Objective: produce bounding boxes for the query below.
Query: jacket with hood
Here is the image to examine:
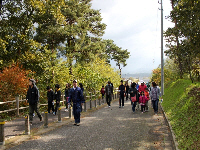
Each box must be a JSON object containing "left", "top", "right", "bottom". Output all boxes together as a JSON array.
[{"left": 26, "top": 84, "right": 40, "bottom": 105}]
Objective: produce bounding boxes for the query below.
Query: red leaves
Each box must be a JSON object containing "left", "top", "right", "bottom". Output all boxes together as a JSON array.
[{"left": 0, "top": 64, "right": 29, "bottom": 102}]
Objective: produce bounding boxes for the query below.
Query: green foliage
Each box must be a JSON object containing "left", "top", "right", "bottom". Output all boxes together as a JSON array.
[
  {"left": 162, "top": 79, "right": 200, "bottom": 149},
  {"left": 165, "top": 0, "right": 200, "bottom": 82}
]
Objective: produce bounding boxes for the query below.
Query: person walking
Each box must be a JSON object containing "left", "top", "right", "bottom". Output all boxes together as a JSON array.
[
  {"left": 47, "top": 86, "right": 54, "bottom": 114},
  {"left": 144, "top": 88, "right": 150, "bottom": 111},
  {"left": 26, "top": 79, "right": 42, "bottom": 125},
  {"left": 105, "top": 81, "right": 113, "bottom": 108},
  {"left": 68, "top": 80, "right": 85, "bottom": 126},
  {"left": 54, "top": 84, "right": 61, "bottom": 115},
  {"left": 100, "top": 85, "right": 105, "bottom": 99},
  {"left": 125, "top": 83, "right": 129, "bottom": 101},
  {"left": 139, "top": 91, "right": 148, "bottom": 113},
  {"left": 118, "top": 80, "right": 125, "bottom": 108},
  {"left": 79, "top": 83, "right": 85, "bottom": 112},
  {"left": 65, "top": 83, "right": 70, "bottom": 111},
  {"left": 150, "top": 82, "right": 161, "bottom": 115},
  {"left": 138, "top": 81, "right": 147, "bottom": 94},
  {"left": 128, "top": 82, "right": 138, "bottom": 113}
]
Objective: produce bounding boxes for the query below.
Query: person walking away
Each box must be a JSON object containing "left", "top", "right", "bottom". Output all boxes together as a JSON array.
[
  {"left": 79, "top": 83, "right": 85, "bottom": 112},
  {"left": 100, "top": 85, "right": 105, "bottom": 99},
  {"left": 144, "top": 88, "right": 150, "bottom": 111},
  {"left": 47, "top": 86, "right": 54, "bottom": 114},
  {"left": 54, "top": 84, "right": 61, "bottom": 115},
  {"left": 150, "top": 82, "right": 161, "bottom": 115},
  {"left": 139, "top": 91, "right": 148, "bottom": 113},
  {"left": 68, "top": 80, "right": 85, "bottom": 126},
  {"left": 118, "top": 80, "right": 125, "bottom": 108},
  {"left": 65, "top": 83, "right": 70, "bottom": 111},
  {"left": 136, "top": 82, "right": 139, "bottom": 90},
  {"left": 105, "top": 81, "right": 113, "bottom": 108},
  {"left": 125, "top": 83, "right": 129, "bottom": 101},
  {"left": 26, "top": 79, "right": 42, "bottom": 125},
  {"left": 147, "top": 82, "right": 150, "bottom": 91},
  {"left": 128, "top": 82, "right": 138, "bottom": 113}
]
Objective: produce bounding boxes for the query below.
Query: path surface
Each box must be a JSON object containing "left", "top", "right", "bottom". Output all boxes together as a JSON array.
[
  {"left": 7, "top": 100, "right": 174, "bottom": 150},
  {"left": 4, "top": 99, "right": 101, "bottom": 140}
]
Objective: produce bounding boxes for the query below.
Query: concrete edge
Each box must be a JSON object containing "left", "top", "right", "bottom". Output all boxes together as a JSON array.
[
  {"left": 1, "top": 97, "right": 119, "bottom": 150},
  {"left": 159, "top": 102, "right": 180, "bottom": 150}
]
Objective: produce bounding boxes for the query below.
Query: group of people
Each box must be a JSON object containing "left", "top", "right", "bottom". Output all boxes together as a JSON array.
[
  {"left": 26, "top": 79, "right": 85, "bottom": 126},
  {"left": 101, "top": 79, "right": 161, "bottom": 115},
  {"left": 26, "top": 78, "right": 161, "bottom": 126},
  {"left": 129, "top": 81, "right": 161, "bottom": 115}
]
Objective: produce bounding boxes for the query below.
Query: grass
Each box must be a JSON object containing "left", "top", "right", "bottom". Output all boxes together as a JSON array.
[{"left": 162, "top": 79, "right": 200, "bottom": 150}]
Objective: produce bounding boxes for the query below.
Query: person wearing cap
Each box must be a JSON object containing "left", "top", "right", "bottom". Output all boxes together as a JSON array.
[
  {"left": 105, "top": 81, "right": 113, "bottom": 108},
  {"left": 47, "top": 86, "right": 54, "bottom": 114},
  {"left": 54, "top": 84, "right": 61, "bottom": 115},
  {"left": 26, "top": 79, "right": 42, "bottom": 125},
  {"left": 118, "top": 80, "right": 125, "bottom": 108},
  {"left": 68, "top": 80, "right": 85, "bottom": 126}
]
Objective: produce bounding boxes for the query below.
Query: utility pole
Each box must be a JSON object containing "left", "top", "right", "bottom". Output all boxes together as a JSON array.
[{"left": 160, "top": 0, "right": 164, "bottom": 96}]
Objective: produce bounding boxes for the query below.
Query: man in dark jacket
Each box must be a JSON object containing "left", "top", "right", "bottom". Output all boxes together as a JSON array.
[
  {"left": 68, "top": 80, "right": 85, "bottom": 126},
  {"left": 125, "top": 83, "right": 129, "bottom": 101},
  {"left": 54, "top": 84, "right": 61, "bottom": 115},
  {"left": 105, "top": 81, "right": 113, "bottom": 108},
  {"left": 118, "top": 80, "right": 125, "bottom": 108},
  {"left": 26, "top": 79, "right": 42, "bottom": 125},
  {"left": 47, "top": 86, "right": 54, "bottom": 114}
]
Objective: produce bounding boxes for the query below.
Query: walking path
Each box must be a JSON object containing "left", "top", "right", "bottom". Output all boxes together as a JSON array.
[{"left": 5, "top": 100, "right": 174, "bottom": 150}]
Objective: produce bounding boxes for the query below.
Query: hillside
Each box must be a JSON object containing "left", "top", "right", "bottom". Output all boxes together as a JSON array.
[{"left": 162, "top": 79, "right": 200, "bottom": 150}]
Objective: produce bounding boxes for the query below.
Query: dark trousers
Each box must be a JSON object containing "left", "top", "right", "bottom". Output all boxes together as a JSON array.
[
  {"left": 66, "top": 97, "right": 69, "bottom": 109},
  {"left": 141, "top": 105, "right": 145, "bottom": 112},
  {"left": 48, "top": 101, "right": 54, "bottom": 113},
  {"left": 29, "top": 103, "right": 42, "bottom": 122},
  {"left": 126, "top": 92, "right": 128, "bottom": 100},
  {"left": 54, "top": 102, "right": 60, "bottom": 114},
  {"left": 102, "top": 93, "right": 104, "bottom": 99},
  {"left": 152, "top": 99, "right": 159, "bottom": 113},
  {"left": 73, "top": 103, "right": 81, "bottom": 123},
  {"left": 119, "top": 94, "right": 124, "bottom": 107},
  {"left": 106, "top": 95, "right": 112, "bottom": 106},
  {"left": 132, "top": 101, "right": 136, "bottom": 112}
]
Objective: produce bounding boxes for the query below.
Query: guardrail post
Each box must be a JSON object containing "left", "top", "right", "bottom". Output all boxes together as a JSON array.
[
  {"left": 69, "top": 105, "right": 72, "bottom": 118},
  {"left": 58, "top": 108, "right": 61, "bottom": 122},
  {"left": 0, "top": 120, "right": 5, "bottom": 145},
  {"left": 16, "top": 96, "right": 19, "bottom": 117},
  {"left": 25, "top": 115, "right": 30, "bottom": 135},
  {"left": 62, "top": 95, "right": 65, "bottom": 106},
  {"left": 99, "top": 96, "right": 101, "bottom": 105},
  {"left": 90, "top": 93, "right": 92, "bottom": 109},
  {"left": 84, "top": 102, "right": 86, "bottom": 112},
  {"left": 44, "top": 112, "right": 48, "bottom": 128}
]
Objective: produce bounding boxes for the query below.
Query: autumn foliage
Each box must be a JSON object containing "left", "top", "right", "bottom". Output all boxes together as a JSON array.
[{"left": 0, "top": 64, "right": 29, "bottom": 102}]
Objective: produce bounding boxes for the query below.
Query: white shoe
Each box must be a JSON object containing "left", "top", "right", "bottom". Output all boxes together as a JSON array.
[
  {"left": 65, "top": 109, "right": 68, "bottom": 112},
  {"left": 108, "top": 106, "right": 110, "bottom": 108}
]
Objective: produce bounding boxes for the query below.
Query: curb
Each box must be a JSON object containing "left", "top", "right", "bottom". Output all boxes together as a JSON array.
[{"left": 159, "top": 102, "right": 180, "bottom": 150}]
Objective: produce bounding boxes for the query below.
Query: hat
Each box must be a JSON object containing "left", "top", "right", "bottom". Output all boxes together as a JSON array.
[
  {"left": 73, "top": 80, "right": 77, "bottom": 83},
  {"left": 55, "top": 84, "right": 60, "bottom": 88},
  {"left": 46, "top": 86, "right": 50, "bottom": 90},
  {"left": 120, "top": 80, "right": 123, "bottom": 82},
  {"left": 108, "top": 81, "right": 111, "bottom": 84},
  {"left": 29, "top": 79, "right": 36, "bottom": 84}
]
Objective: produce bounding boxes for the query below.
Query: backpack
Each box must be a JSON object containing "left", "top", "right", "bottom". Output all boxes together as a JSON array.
[{"left": 152, "top": 87, "right": 158, "bottom": 100}]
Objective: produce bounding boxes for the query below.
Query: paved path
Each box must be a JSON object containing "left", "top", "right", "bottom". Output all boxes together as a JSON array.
[
  {"left": 4, "top": 99, "right": 104, "bottom": 140},
  {"left": 6, "top": 100, "right": 174, "bottom": 150}
]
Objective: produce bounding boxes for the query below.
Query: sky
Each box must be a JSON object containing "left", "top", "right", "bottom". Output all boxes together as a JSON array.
[{"left": 91, "top": 0, "right": 174, "bottom": 74}]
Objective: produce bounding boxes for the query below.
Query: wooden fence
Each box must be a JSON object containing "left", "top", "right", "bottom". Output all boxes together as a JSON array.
[{"left": 0, "top": 88, "right": 118, "bottom": 116}]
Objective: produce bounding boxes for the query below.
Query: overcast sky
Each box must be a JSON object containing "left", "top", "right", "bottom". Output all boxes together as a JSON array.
[{"left": 91, "top": 0, "right": 174, "bottom": 74}]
